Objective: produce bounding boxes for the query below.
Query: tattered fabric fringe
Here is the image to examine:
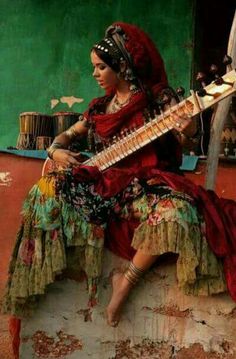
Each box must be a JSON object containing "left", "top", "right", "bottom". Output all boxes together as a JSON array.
[{"left": 132, "top": 220, "right": 226, "bottom": 296}]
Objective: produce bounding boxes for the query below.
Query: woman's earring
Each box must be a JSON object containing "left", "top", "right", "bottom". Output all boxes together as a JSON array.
[
  {"left": 130, "top": 83, "right": 139, "bottom": 93},
  {"left": 124, "top": 68, "right": 134, "bottom": 81},
  {"left": 117, "top": 71, "right": 124, "bottom": 80}
]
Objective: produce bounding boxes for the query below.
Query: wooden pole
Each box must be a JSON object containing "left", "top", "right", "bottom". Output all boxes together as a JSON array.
[{"left": 205, "top": 10, "right": 236, "bottom": 190}]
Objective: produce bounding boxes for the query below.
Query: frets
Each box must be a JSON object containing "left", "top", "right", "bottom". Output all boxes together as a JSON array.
[{"left": 83, "top": 69, "right": 236, "bottom": 172}]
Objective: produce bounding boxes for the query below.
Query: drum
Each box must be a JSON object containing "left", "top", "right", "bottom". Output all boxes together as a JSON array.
[
  {"left": 36, "top": 136, "right": 52, "bottom": 150},
  {"left": 16, "top": 133, "right": 35, "bottom": 150},
  {"left": 16, "top": 112, "right": 53, "bottom": 149},
  {"left": 53, "top": 112, "right": 83, "bottom": 137}
]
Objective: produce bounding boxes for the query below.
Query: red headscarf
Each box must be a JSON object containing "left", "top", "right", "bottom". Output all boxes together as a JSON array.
[
  {"left": 109, "top": 22, "right": 168, "bottom": 88},
  {"left": 88, "top": 22, "right": 170, "bottom": 138}
]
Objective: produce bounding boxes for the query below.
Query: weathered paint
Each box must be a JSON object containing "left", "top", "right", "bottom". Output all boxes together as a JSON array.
[
  {"left": 0, "top": 0, "right": 194, "bottom": 147},
  {"left": 19, "top": 251, "right": 236, "bottom": 358},
  {"left": 0, "top": 172, "right": 12, "bottom": 186}
]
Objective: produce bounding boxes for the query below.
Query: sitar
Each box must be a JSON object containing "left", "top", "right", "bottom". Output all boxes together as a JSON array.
[
  {"left": 83, "top": 69, "right": 236, "bottom": 171},
  {"left": 43, "top": 69, "right": 236, "bottom": 175}
]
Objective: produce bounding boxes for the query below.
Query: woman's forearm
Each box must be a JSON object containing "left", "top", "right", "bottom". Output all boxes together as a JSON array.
[{"left": 47, "top": 119, "right": 88, "bottom": 161}]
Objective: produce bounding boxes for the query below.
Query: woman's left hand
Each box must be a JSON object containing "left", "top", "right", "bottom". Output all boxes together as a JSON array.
[{"left": 52, "top": 149, "right": 82, "bottom": 167}]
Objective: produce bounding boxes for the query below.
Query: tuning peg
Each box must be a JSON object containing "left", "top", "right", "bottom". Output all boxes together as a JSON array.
[
  {"left": 158, "top": 94, "right": 172, "bottom": 107},
  {"left": 124, "top": 128, "right": 131, "bottom": 136},
  {"left": 209, "top": 64, "right": 219, "bottom": 76},
  {"left": 197, "top": 88, "right": 215, "bottom": 98},
  {"left": 102, "top": 141, "right": 108, "bottom": 150},
  {"left": 196, "top": 72, "right": 207, "bottom": 87},
  {"left": 209, "top": 64, "right": 223, "bottom": 85},
  {"left": 210, "top": 63, "right": 233, "bottom": 86},
  {"left": 105, "top": 138, "right": 112, "bottom": 148},
  {"left": 209, "top": 64, "right": 222, "bottom": 84},
  {"left": 155, "top": 95, "right": 170, "bottom": 110},
  {"left": 143, "top": 108, "right": 151, "bottom": 123},
  {"left": 223, "top": 55, "right": 232, "bottom": 70},
  {"left": 176, "top": 87, "right": 185, "bottom": 100},
  {"left": 120, "top": 130, "right": 125, "bottom": 138}
]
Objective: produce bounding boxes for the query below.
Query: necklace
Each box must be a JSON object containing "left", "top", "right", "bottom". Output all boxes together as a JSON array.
[
  {"left": 106, "top": 93, "right": 132, "bottom": 114},
  {"left": 114, "top": 94, "right": 131, "bottom": 107}
]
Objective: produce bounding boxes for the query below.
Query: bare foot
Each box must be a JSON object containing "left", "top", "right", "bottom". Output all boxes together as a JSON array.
[{"left": 106, "top": 272, "right": 132, "bottom": 327}]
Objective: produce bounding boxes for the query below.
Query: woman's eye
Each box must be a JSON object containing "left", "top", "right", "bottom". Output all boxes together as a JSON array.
[{"left": 99, "top": 65, "right": 106, "bottom": 70}]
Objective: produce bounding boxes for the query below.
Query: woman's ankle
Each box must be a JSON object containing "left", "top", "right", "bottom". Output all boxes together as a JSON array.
[{"left": 106, "top": 271, "right": 136, "bottom": 325}]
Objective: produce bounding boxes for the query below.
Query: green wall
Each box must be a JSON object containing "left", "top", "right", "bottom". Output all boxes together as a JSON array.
[{"left": 0, "top": 0, "right": 194, "bottom": 147}]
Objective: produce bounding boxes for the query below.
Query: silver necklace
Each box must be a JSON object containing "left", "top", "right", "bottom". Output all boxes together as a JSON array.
[{"left": 106, "top": 93, "right": 132, "bottom": 114}]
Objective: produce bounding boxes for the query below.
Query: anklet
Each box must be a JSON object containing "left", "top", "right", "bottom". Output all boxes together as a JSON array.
[{"left": 124, "top": 262, "right": 145, "bottom": 285}]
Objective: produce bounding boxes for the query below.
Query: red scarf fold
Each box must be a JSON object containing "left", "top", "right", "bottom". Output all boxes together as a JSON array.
[
  {"left": 82, "top": 81, "right": 181, "bottom": 180},
  {"left": 87, "top": 82, "right": 167, "bottom": 138}
]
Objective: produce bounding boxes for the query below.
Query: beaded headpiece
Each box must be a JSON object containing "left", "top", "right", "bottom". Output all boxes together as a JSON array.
[
  {"left": 93, "top": 25, "right": 136, "bottom": 81},
  {"left": 93, "top": 22, "right": 168, "bottom": 88},
  {"left": 93, "top": 37, "right": 125, "bottom": 73}
]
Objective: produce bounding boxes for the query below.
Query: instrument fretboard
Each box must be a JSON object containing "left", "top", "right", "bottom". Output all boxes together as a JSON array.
[{"left": 83, "top": 69, "right": 236, "bottom": 171}]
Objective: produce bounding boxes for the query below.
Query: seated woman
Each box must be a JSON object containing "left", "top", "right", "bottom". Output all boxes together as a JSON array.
[{"left": 2, "top": 22, "right": 235, "bottom": 328}]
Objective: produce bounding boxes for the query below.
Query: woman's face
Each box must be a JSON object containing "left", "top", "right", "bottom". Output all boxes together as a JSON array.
[{"left": 91, "top": 50, "right": 119, "bottom": 91}]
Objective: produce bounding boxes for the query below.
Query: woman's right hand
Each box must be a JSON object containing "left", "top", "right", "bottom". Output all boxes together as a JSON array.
[{"left": 52, "top": 149, "right": 81, "bottom": 167}]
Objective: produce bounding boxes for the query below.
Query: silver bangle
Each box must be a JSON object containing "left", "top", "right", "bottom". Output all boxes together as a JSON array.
[
  {"left": 47, "top": 142, "right": 65, "bottom": 159},
  {"left": 65, "top": 125, "right": 78, "bottom": 140}
]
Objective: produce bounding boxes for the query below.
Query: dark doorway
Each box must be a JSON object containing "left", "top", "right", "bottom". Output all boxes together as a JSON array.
[
  {"left": 193, "top": 1, "right": 235, "bottom": 82},
  {"left": 193, "top": 1, "right": 235, "bottom": 156}
]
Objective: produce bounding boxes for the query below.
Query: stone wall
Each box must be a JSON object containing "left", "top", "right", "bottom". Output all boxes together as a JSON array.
[{"left": 20, "top": 250, "right": 236, "bottom": 359}]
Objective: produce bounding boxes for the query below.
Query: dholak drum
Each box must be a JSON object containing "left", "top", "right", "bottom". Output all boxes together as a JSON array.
[
  {"left": 16, "top": 112, "right": 53, "bottom": 149},
  {"left": 53, "top": 112, "right": 83, "bottom": 137},
  {"left": 16, "top": 133, "right": 35, "bottom": 150},
  {"left": 36, "top": 136, "right": 52, "bottom": 150}
]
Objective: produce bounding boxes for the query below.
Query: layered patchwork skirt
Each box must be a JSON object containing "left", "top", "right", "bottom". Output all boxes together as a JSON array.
[{"left": 2, "top": 170, "right": 226, "bottom": 317}]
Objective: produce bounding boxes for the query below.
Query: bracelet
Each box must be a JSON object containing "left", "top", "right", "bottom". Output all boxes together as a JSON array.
[
  {"left": 47, "top": 142, "right": 65, "bottom": 159},
  {"left": 65, "top": 125, "right": 78, "bottom": 140}
]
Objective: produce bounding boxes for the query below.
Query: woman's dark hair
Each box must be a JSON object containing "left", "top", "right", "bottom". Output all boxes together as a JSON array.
[
  {"left": 92, "top": 47, "right": 121, "bottom": 73},
  {"left": 92, "top": 36, "right": 125, "bottom": 73}
]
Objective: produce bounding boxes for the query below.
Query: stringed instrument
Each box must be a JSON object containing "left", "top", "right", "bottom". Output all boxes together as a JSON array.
[{"left": 43, "top": 69, "right": 236, "bottom": 175}]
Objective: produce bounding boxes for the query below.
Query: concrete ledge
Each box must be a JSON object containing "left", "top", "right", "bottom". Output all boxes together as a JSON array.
[{"left": 20, "top": 250, "right": 236, "bottom": 358}]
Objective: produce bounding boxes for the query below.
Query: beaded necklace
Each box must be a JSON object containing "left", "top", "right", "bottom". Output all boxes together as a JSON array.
[{"left": 106, "top": 93, "right": 132, "bottom": 114}]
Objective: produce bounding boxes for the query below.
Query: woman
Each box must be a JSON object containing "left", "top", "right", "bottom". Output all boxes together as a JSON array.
[{"left": 2, "top": 22, "right": 235, "bottom": 328}]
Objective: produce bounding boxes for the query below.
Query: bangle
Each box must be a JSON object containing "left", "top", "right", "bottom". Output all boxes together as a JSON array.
[
  {"left": 47, "top": 142, "right": 65, "bottom": 159},
  {"left": 65, "top": 125, "right": 78, "bottom": 140}
]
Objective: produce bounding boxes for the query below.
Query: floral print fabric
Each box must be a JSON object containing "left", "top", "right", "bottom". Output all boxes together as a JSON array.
[{"left": 2, "top": 172, "right": 226, "bottom": 317}]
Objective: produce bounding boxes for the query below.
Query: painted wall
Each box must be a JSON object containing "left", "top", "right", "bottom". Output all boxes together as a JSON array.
[
  {"left": 0, "top": 0, "right": 194, "bottom": 147},
  {"left": 20, "top": 251, "right": 236, "bottom": 358}
]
